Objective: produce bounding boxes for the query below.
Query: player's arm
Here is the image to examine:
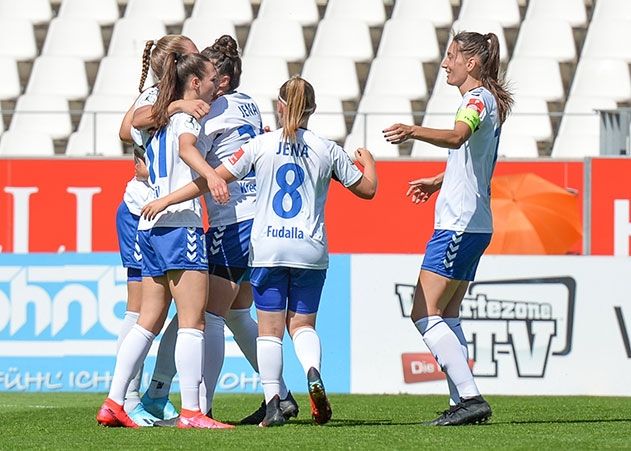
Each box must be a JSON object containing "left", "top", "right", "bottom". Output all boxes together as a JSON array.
[
  {"left": 347, "top": 148, "right": 377, "bottom": 199},
  {"left": 383, "top": 121, "right": 472, "bottom": 148},
  {"left": 179, "top": 133, "right": 229, "bottom": 204},
  {"left": 119, "top": 104, "right": 135, "bottom": 143},
  {"left": 132, "top": 100, "right": 211, "bottom": 130},
  {"left": 406, "top": 172, "right": 444, "bottom": 204}
]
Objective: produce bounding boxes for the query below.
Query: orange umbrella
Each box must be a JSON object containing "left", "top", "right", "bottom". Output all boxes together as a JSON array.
[{"left": 487, "top": 173, "right": 582, "bottom": 254}]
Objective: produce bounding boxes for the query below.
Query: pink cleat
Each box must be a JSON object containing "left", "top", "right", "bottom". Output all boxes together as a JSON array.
[
  {"left": 176, "top": 409, "right": 235, "bottom": 429},
  {"left": 96, "top": 398, "right": 139, "bottom": 428}
]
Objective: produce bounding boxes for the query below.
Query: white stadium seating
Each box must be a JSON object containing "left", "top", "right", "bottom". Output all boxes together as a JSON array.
[
  {"left": 0, "top": 19, "right": 37, "bottom": 61},
  {"left": 244, "top": 19, "right": 307, "bottom": 62},
  {"left": 57, "top": 0, "right": 119, "bottom": 26},
  {"left": 181, "top": 18, "right": 237, "bottom": 51},
  {"left": 377, "top": 19, "right": 440, "bottom": 62},
  {"left": 0, "top": 57, "right": 21, "bottom": 101},
  {"left": 257, "top": 0, "right": 319, "bottom": 26},
  {"left": 10, "top": 94, "right": 72, "bottom": 140},
  {"left": 42, "top": 18, "right": 104, "bottom": 61},
  {"left": 391, "top": 0, "right": 453, "bottom": 27}
]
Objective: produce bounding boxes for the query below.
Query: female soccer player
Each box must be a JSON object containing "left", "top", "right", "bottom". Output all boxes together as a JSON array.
[
  {"left": 97, "top": 52, "right": 231, "bottom": 429},
  {"left": 116, "top": 34, "right": 212, "bottom": 426},
  {"left": 383, "top": 32, "right": 513, "bottom": 426},
  {"left": 142, "top": 75, "right": 378, "bottom": 427},
  {"left": 141, "top": 35, "right": 297, "bottom": 425}
]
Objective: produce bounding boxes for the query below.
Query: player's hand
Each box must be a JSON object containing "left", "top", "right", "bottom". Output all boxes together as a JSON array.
[
  {"left": 406, "top": 177, "right": 440, "bottom": 204},
  {"left": 141, "top": 198, "right": 169, "bottom": 220},
  {"left": 383, "top": 123, "right": 413, "bottom": 144},
  {"left": 177, "top": 99, "right": 210, "bottom": 120},
  {"left": 206, "top": 172, "right": 230, "bottom": 205},
  {"left": 354, "top": 148, "right": 375, "bottom": 166}
]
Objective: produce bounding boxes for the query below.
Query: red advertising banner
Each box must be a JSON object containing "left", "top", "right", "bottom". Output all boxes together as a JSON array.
[
  {"left": 589, "top": 158, "right": 631, "bottom": 255},
  {"left": 1, "top": 158, "right": 583, "bottom": 254}
]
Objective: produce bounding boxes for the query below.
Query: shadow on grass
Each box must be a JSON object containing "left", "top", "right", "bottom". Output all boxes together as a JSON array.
[
  {"left": 286, "top": 418, "right": 423, "bottom": 427},
  {"left": 495, "top": 418, "right": 631, "bottom": 426}
]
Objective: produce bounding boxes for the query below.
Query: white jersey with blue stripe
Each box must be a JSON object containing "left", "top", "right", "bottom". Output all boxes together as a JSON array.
[
  {"left": 435, "top": 87, "right": 500, "bottom": 233},
  {"left": 224, "top": 128, "right": 362, "bottom": 269},
  {"left": 197, "top": 91, "right": 262, "bottom": 227},
  {"left": 138, "top": 112, "right": 203, "bottom": 230}
]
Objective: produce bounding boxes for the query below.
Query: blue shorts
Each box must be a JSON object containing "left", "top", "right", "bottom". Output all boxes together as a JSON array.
[
  {"left": 250, "top": 267, "right": 327, "bottom": 314},
  {"left": 115, "top": 201, "right": 142, "bottom": 281},
  {"left": 138, "top": 227, "right": 208, "bottom": 277},
  {"left": 206, "top": 219, "right": 252, "bottom": 284},
  {"left": 421, "top": 229, "right": 491, "bottom": 281}
]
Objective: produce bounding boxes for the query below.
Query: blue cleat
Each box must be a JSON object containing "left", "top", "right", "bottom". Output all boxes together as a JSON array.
[
  {"left": 141, "top": 393, "right": 179, "bottom": 420},
  {"left": 127, "top": 403, "right": 161, "bottom": 427}
]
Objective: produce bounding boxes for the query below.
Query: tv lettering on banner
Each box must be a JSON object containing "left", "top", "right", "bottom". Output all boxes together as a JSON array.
[
  {"left": 351, "top": 255, "right": 631, "bottom": 396},
  {"left": 0, "top": 253, "right": 351, "bottom": 393}
]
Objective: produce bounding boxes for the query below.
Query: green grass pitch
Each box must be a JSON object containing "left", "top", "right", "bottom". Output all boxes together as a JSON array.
[{"left": 1, "top": 393, "right": 630, "bottom": 449}]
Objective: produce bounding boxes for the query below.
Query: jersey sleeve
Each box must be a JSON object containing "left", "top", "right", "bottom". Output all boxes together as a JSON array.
[
  {"left": 331, "top": 144, "right": 362, "bottom": 188},
  {"left": 455, "top": 91, "right": 487, "bottom": 133},
  {"left": 172, "top": 113, "right": 201, "bottom": 139},
  {"left": 223, "top": 141, "right": 255, "bottom": 180},
  {"left": 134, "top": 86, "right": 159, "bottom": 110}
]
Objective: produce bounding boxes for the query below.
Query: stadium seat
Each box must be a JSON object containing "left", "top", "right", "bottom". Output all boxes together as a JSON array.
[
  {"left": 42, "top": 18, "right": 104, "bottom": 61},
  {"left": 0, "top": 57, "right": 21, "bottom": 101},
  {"left": 458, "top": 0, "right": 521, "bottom": 28},
  {"left": 0, "top": 0, "right": 52, "bottom": 25},
  {"left": 256, "top": 96, "right": 277, "bottom": 131},
  {"left": 429, "top": 70, "right": 463, "bottom": 101},
  {"left": 410, "top": 94, "right": 460, "bottom": 159},
  {"left": 124, "top": 0, "right": 186, "bottom": 26},
  {"left": 581, "top": 19, "right": 631, "bottom": 62},
  {"left": 0, "top": 131, "right": 55, "bottom": 156},
  {"left": 410, "top": 139, "right": 449, "bottom": 159},
  {"left": 66, "top": 94, "right": 134, "bottom": 156},
  {"left": 497, "top": 133, "right": 539, "bottom": 158},
  {"left": 57, "top": 0, "right": 119, "bottom": 26},
  {"left": 551, "top": 96, "right": 618, "bottom": 158},
  {"left": 363, "top": 57, "right": 428, "bottom": 100},
  {"left": 569, "top": 59, "right": 631, "bottom": 102},
  {"left": 25, "top": 56, "right": 89, "bottom": 101},
  {"left": 0, "top": 19, "right": 37, "bottom": 61},
  {"left": 308, "top": 95, "right": 346, "bottom": 142},
  {"left": 310, "top": 19, "right": 373, "bottom": 63},
  {"left": 513, "top": 19, "right": 576, "bottom": 63},
  {"left": 591, "top": 0, "right": 631, "bottom": 22},
  {"left": 107, "top": 18, "right": 167, "bottom": 57},
  {"left": 349, "top": 95, "right": 413, "bottom": 158},
  {"left": 257, "top": 0, "right": 319, "bottom": 26},
  {"left": 323, "top": 0, "right": 386, "bottom": 27},
  {"left": 391, "top": 0, "right": 453, "bottom": 27},
  {"left": 506, "top": 57, "right": 564, "bottom": 102},
  {"left": 244, "top": 19, "right": 307, "bottom": 63},
  {"left": 191, "top": 0, "right": 253, "bottom": 26},
  {"left": 181, "top": 18, "right": 237, "bottom": 51},
  {"left": 93, "top": 56, "right": 153, "bottom": 97},
  {"left": 301, "top": 56, "right": 360, "bottom": 101},
  {"left": 10, "top": 94, "right": 72, "bottom": 140},
  {"left": 502, "top": 96, "right": 553, "bottom": 142},
  {"left": 525, "top": 0, "right": 587, "bottom": 27},
  {"left": 239, "top": 56, "right": 289, "bottom": 100},
  {"left": 449, "top": 19, "right": 508, "bottom": 62},
  {"left": 377, "top": 19, "right": 440, "bottom": 63}
]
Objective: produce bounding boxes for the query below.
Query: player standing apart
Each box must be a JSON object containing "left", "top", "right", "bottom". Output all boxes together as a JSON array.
[
  {"left": 383, "top": 31, "right": 513, "bottom": 426},
  {"left": 142, "top": 76, "right": 378, "bottom": 427},
  {"left": 97, "top": 52, "right": 231, "bottom": 429}
]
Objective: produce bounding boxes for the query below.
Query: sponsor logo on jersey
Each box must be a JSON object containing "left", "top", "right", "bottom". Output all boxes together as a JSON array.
[
  {"left": 395, "top": 277, "right": 575, "bottom": 381},
  {"left": 466, "top": 98, "right": 485, "bottom": 114},
  {"left": 228, "top": 148, "right": 245, "bottom": 165}
]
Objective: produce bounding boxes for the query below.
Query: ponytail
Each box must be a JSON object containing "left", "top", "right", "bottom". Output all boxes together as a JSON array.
[
  {"left": 278, "top": 76, "right": 316, "bottom": 142},
  {"left": 139, "top": 40, "right": 154, "bottom": 92},
  {"left": 453, "top": 31, "right": 514, "bottom": 124}
]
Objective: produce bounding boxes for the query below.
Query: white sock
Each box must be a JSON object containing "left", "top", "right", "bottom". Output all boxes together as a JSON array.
[
  {"left": 116, "top": 311, "right": 142, "bottom": 411},
  {"left": 175, "top": 328, "right": 204, "bottom": 412},
  {"left": 226, "top": 309, "right": 289, "bottom": 399},
  {"left": 444, "top": 317, "right": 469, "bottom": 405},
  {"left": 292, "top": 327, "right": 321, "bottom": 375},
  {"left": 415, "top": 315, "right": 480, "bottom": 399},
  {"left": 257, "top": 336, "right": 283, "bottom": 404},
  {"left": 108, "top": 324, "right": 155, "bottom": 405},
  {"left": 199, "top": 312, "right": 225, "bottom": 415},
  {"left": 147, "top": 314, "right": 178, "bottom": 399}
]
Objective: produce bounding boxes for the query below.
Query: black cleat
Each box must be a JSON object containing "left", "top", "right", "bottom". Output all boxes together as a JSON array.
[
  {"left": 425, "top": 396, "right": 492, "bottom": 426},
  {"left": 240, "top": 392, "right": 299, "bottom": 424},
  {"left": 307, "top": 367, "right": 332, "bottom": 425},
  {"left": 153, "top": 416, "right": 179, "bottom": 427},
  {"left": 258, "top": 395, "right": 286, "bottom": 427}
]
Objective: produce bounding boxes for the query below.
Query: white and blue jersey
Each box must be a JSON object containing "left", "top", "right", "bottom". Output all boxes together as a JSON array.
[
  {"left": 224, "top": 128, "right": 362, "bottom": 270},
  {"left": 137, "top": 112, "right": 208, "bottom": 276}
]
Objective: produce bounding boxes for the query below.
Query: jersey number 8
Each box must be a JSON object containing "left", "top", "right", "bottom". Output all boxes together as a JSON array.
[{"left": 272, "top": 163, "right": 305, "bottom": 219}]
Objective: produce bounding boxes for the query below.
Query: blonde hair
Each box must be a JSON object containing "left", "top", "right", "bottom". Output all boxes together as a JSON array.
[
  {"left": 278, "top": 76, "right": 316, "bottom": 143},
  {"left": 138, "top": 35, "right": 196, "bottom": 92}
]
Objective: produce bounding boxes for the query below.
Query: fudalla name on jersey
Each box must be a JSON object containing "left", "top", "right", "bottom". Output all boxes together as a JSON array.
[{"left": 266, "top": 225, "right": 304, "bottom": 239}]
